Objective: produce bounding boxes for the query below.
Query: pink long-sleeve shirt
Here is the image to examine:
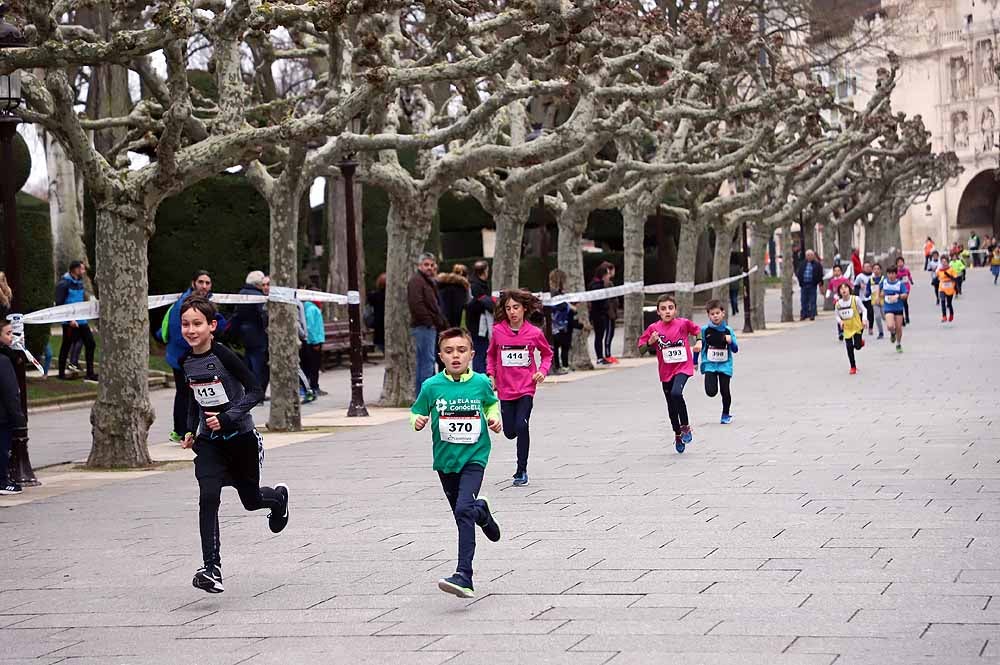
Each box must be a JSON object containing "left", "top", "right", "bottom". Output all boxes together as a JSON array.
[
  {"left": 486, "top": 320, "right": 553, "bottom": 400},
  {"left": 637, "top": 317, "right": 702, "bottom": 382}
]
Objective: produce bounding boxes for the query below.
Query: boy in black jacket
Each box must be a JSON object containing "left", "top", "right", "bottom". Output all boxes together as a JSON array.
[
  {"left": 0, "top": 320, "right": 26, "bottom": 494},
  {"left": 179, "top": 296, "right": 289, "bottom": 593}
]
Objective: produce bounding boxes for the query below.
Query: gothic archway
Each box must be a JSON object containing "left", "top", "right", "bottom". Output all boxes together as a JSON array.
[{"left": 957, "top": 170, "right": 1000, "bottom": 236}]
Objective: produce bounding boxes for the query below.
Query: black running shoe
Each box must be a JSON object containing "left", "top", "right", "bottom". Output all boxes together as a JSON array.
[
  {"left": 438, "top": 573, "right": 474, "bottom": 598},
  {"left": 192, "top": 564, "right": 224, "bottom": 593},
  {"left": 478, "top": 496, "right": 501, "bottom": 542},
  {"left": 268, "top": 484, "right": 289, "bottom": 534}
]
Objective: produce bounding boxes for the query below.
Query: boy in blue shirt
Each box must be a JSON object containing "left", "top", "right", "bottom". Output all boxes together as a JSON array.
[
  {"left": 699, "top": 300, "right": 739, "bottom": 424},
  {"left": 880, "top": 266, "right": 909, "bottom": 353}
]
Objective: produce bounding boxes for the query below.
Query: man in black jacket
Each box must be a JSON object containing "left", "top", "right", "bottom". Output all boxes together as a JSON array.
[
  {"left": 0, "top": 320, "right": 26, "bottom": 494},
  {"left": 466, "top": 260, "right": 494, "bottom": 373},
  {"left": 796, "top": 249, "right": 825, "bottom": 321}
]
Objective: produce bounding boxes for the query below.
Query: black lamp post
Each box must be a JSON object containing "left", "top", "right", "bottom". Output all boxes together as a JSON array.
[
  {"left": 336, "top": 157, "right": 368, "bottom": 417},
  {"left": 0, "top": 4, "right": 36, "bottom": 487}
]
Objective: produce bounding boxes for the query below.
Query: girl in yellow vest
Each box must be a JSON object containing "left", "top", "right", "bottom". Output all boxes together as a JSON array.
[
  {"left": 937, "top": 261, "right": 959, "bottom": 322},
  {"left": 835, "top": 282, "right": 867, "bottom": 375}
]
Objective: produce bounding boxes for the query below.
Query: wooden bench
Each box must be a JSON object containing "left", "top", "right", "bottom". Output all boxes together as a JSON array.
[{"left": 321, "top": 321, "right": 375, "bottom": 367}]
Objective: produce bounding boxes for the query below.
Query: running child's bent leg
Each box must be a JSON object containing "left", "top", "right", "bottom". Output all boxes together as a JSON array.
[
  {"left": 668, "top": 374, "right": 690, "bottom": 429},
  {"left": 845, "top": 339, "right": 856, "bottom": 369},
  {"left": 660, "top": 381, "right": 682, "bottom": 434},
  {"left": 501, "top": 396, "right": 533, "bottom": 476},
  {"left": 439, "top": 464, "right": 486, "bottom": 580},
  {"left": 227, "top": 431, "right": 284, "bottom": 513},
  {"left": 704, "top": 372, "right": 720, "bottom": 398}
]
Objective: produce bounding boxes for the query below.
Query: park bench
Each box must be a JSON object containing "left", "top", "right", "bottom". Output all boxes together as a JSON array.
[{"left": 321, "top": 321, "right": 376, "bottom": 367}]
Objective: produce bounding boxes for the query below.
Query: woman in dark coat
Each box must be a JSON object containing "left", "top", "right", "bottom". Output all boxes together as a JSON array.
[{"left": 437, "top": 264, "right": 471, "bottom": 329}]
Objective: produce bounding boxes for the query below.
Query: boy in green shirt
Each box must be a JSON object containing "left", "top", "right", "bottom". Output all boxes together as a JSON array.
[
  {"left": 411, "top": 327, "right": 503, "bottom": 599},
  {"left": 950, "top": 254, "right": 967, "bottom": 296}
]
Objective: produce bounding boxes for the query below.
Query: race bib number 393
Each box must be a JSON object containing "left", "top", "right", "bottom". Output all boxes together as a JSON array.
[{"left": 662, "top": 346, "right": 687, "bottom": 364}]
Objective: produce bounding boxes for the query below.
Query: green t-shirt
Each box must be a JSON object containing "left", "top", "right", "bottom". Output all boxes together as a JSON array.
[
  {"left": 411, "top": 369, "right": 500, "bottom": 474},
  {"left": 950, "top": 259, "right": 966, "bottom": 276}
]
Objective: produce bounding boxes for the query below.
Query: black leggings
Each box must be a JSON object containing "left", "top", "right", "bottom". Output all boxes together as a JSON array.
[
  {"left": 552, "top": 331, "right": 571, "bottom": 370},
  {"left": 862, "top": 301, "right": 874, "bottom": 332},
  {"left": 704, "top": 372, "right": 732, "bottom": 416},
  {"left": 501, "top": 396, "right": 533, "bottom": 475},
  {"left": 902, "top": 298, "right": 910, "bottom": 323},
  {"left": 592, "top": 314, "right": 609, "bottom": 361},
  {"left": 660, "top": 374, "right": 690, "bottom": 434},
  {"left": 845, "top": 333, "right": 863, "bottom": 369},
  {"left": 193, "top": 430, "right": 283, "bottom": 567},
  {"left": 59, "top": 323, "right": 95, "bottom": 377},
  {"left": 940, "top": 293, "right": 954, "bottom": 318},
  {"left": 603, "top": 318, "right": 616, "bottom": 357}
]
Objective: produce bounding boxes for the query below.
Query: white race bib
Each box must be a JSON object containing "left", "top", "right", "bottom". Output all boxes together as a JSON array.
[
  {"left": 885, "top": 294, "right": 899, "bottom": 304},
  {"left": 837, "top": 306, "right": 855, "bottom": 321},
  {"left": 440, "top": 413, "right": 482, "bottom": 444},
  {"left": 500, "top": 346, "right": 530, "bottom": 368},
  {"left": 661, "top": 345, "right": 688, "bottom": 364},
  {"left": 705, "top": 347, "right": 729, "bottom": 363},
  {"left": 940, "top": 280, "right": 954, "bottom": 290},
  {"left": 191, "top": 379, "right": 229, "bottom": 408}
]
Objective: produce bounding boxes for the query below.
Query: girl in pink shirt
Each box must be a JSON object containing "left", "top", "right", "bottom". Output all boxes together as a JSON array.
[
  {"left": 637, "top": 294, "right": 703, "bottom": 453},
  {"left": 487, "top": 290, "right": 552, "bottom": 487}
]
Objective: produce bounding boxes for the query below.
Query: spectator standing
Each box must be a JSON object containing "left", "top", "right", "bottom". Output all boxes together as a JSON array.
[
  {"left": 466, "top": 261, "right": 495, "bottom": 374},
  {"left": 588, "top": 264, "right": 612, "bottom": 365},
  {"left": 923, "top": 237, "right": 936, "bottom": 270},
  {"left": 408, "top": 252, "right": 448, "bottom": 394},
  {"left": 438, "top": 263, "right": 471, "bottom": 329},
  {"left": 603, "top": 263, "right": 620, "bottom": 364},
  {"left": 233, "top": 271, "right": 270, "bottom": 393},
  {"left": 850, "top": 248, "right": 863, "bottom": 278},
  {"left": 796, "top": 249, "right": 825, "bottom": 321},
  {"left": 55, "top": 261, "right": 98, "bottom": 382},
  {"left": 367, "top": 273, "right": 387, "bottom": 353},
  {"left": 969, "top": 232, "right": 981, "bottom": 267},
  {"left": 160, "top": 270, "right": 218, "bottom": 441},
  {"left": 300, "top": 300, "right": 325, "bottom": 400},
  {"left": 0, "top": 319, "right": 26, "bottom": 494}
]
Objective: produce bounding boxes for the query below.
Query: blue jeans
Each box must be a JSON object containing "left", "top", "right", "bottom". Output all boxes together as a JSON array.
[
  {"left": 472, "top": 335, "right": 489, "bottom": 374},
  {"left": 412, "top": 326, "right": 438, "bottom": 395},
  {"left": 800, "top": 284, "right": 818, "bottom": 319},
  {"left": 501, "top": 396, "right": 534, "bottom": 475},
  {"left": 438, "top": 463, "right": 487, "bottom": 579}
]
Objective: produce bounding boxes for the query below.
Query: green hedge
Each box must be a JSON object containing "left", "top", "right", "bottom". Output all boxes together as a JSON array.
[
  {"left": 12, "top": 130, "right": 31, "bottom": 193},
  {"left": 0, "top": 193, "right": 54, "bottom": 359}
]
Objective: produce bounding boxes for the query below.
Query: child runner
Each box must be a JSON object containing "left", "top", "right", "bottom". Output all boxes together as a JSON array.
[
  {"left": 825, "top": 265, "right": 852, "bottom": 341},
  {"left": 853, "top": 262, "right": 875, "bottom": 336},
  {"left": 836, "top": 282, "right": 867, "bottom": 374},
  {"left": 699, "top": 299, "right": 739, "bottom": 424},
  {"left": 895, "top": 256, "right": 914, "bottom": 324},
  {"left": 927, "top": 251, "right": 942, "bottom": 304},
  {"left": 869, "top": 263, "right": 885, "bottom": 339},
  {"left": 179, "top": 296, "right": 289, "bottom": 594},
  {"left": 950, "top": 252, "right": 967, "bottom": 296},
  {"left": 0, "top": 320, "right": 26, "bottom": 495},
  {"left": 936, "top": 260, "right": 959, "bottom": 322},
  {"left": 991, "top": 246, "right": 1000, "bottom": 285},
  {"left": 881, "top": 265, "right": 909, "bottom": 353},
  {"left": 411, "top": 327, "right": 502, "bottom": 599},
  {"left": 487, "top": 289, "right": 552, "bottom": 487},
  {"left": 638, "top": 294, "right": 703, "bottom": 453}
]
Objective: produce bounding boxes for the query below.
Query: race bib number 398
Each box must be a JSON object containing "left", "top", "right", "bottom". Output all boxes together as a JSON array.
[
  {"left": 705, "top": 348, "right": 728, "bottom": 363},
  {"left": 662, "top": 346, "right": 687, "bottom": 364}
]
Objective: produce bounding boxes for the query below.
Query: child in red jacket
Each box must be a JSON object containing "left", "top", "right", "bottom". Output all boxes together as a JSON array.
[{"left": 487, "top": 290, "right": 553, "bottom": 487}]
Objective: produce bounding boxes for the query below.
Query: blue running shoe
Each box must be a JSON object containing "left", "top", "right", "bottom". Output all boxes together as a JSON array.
[
  {"left": 512, "top": 472, "right": 528, "bottom": 487},
  {"left": 680, "top": 426, "right": 693, "bottom": 444},
  {"left": 438, "top": 573, "right": 474, "bottom": 598},
  {"left": 721, "top": 414, "right": 733, "bottom": 425},
  {"left": 674, "top": 434, "right": 685, "bottom": 454}
]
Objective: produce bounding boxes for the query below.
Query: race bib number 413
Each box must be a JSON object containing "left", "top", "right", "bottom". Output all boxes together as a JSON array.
[{"left": 191, "top": 379, "right": 229, "bottom": 408}]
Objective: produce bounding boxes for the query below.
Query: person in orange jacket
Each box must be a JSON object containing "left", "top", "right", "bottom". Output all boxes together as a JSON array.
[{"left": 936, "top": 261, "right": 959, "bottom": 322}]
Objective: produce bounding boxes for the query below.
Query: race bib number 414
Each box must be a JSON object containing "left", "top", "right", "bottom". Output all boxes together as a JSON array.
[{"left": 501, "top": 346, "right": 530, "bottom": 367}]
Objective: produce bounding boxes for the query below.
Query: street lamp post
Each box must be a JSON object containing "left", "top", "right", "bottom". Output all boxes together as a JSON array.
[
  {"left": 0, "top": 3, "right": 37, "bottom": 486},
  {"left": 337, "top": 158, "right": 368, "bottom": 417},
  {"left": 741, "top": 221, "right": 753, "bottom": 334}
]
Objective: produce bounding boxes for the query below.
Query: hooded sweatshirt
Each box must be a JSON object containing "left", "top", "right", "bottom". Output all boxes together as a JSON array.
[
  {"left": 486, "top": 320, "right": 553, "bottom": 400},
  {"left": 54, "top": 272, "right": 88, "bottom": 326},
  {"left": 637, "top": 317, "right": 701, "bottom": 382}
]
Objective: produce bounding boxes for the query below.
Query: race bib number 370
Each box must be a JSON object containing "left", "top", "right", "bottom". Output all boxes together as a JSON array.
[{"left": 440, "top": 412, "right": 482, "bottom": 444}]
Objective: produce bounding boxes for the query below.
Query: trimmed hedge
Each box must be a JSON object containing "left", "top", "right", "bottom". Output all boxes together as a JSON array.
[
  {"left": 12, "top": 130, "right": 31, "bottom": 193},
  {"left": 0, "top": 193, "right": 54, "bottom": 359}
]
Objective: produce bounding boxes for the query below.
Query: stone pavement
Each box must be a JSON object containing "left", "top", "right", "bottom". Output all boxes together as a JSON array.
[{"left": 1, "top": 269, "right": 998, "bottom": 665}]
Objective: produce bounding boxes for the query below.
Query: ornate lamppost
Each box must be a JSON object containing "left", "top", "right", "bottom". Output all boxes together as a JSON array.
[{"left": 336, "top": 157, "right": 368, "bottom": 417}]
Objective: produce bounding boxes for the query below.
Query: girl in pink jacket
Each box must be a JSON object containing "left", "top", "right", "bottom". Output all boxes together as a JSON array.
[{"left": 487, "top": 289, "right": 553, "bottom": 487}]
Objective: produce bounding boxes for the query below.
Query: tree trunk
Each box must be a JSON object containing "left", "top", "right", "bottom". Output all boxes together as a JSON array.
[
  {"left": 749, "top": 224, "right": 769, "bottom": 330},
  {"left": 557, "top": 212, "right": 592, "bottom": 370},
  {"left": 267, "top": 190, "right": 302, "bottom": 432},
  {"left": 780, "top": 222, "right": 795, "bottom": 322},
  {"left": 622, "top": 203, "right": 645, "bottom": 358},
  {"left": 381, "top": 197, "right": 437, "bottom": 406},
  {"left": 45, "top": 132, "right": 87, "bottom": 276},
  {"left": 821, "top": 221, "right": 836, "bottom": 311},
  {"left": 491, "top": 206, "right": 528, "bottom": 292},
  {"left": 88, "top": 206, "right": 154, "bottom": 468},
  {"left": 711, "top": 223, "right": 734, "bottom": 310},
  {"left": 674, "top": 218, "right": 702, "bottom": 319}
]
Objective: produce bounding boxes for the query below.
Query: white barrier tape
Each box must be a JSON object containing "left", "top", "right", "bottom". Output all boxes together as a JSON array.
[
  {"left": 642, "top": 281, "right": 694, "bottom": 293},
  {"left": 689, "top": 266, "right": 759, "bottom": 293},
  {"left": 347, "top": 290, "right": 361, "bottom": 305},
  {"left": 22, "top": 287, "right": 352, "bottom": 325}
]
